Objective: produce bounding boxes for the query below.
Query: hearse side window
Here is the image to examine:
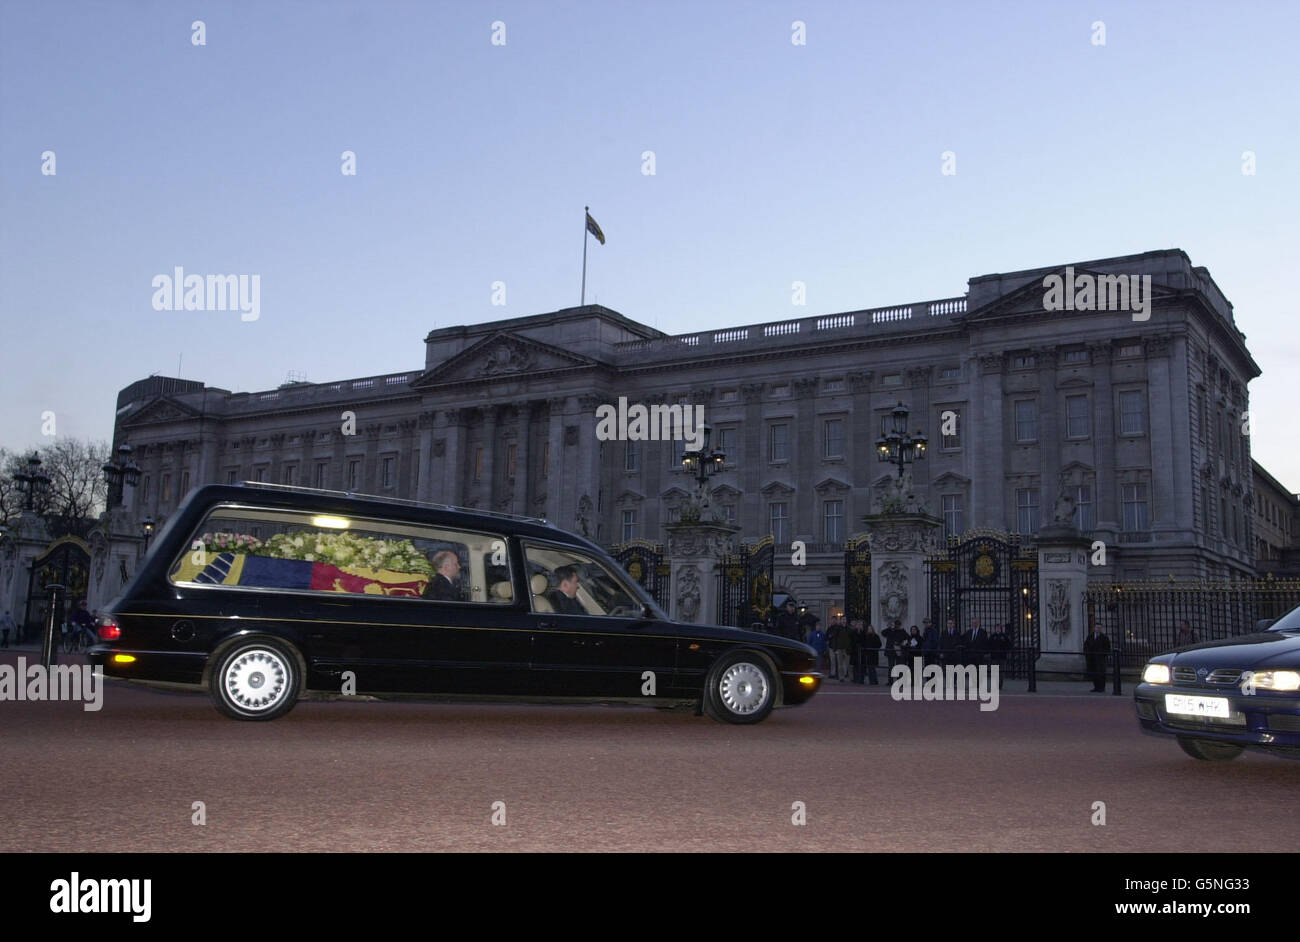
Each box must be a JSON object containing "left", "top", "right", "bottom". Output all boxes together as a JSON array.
[
  {"left": 169, "top": 505, "right": 513, "bottom": 604},
  {"left": 523, "top": 543, "right": 644, "bottom": 618}
]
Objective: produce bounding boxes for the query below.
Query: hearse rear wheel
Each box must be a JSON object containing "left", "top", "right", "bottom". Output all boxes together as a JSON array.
[
  {"left": 703, "top": 653, "right": 775, "bottom": 725},
  {"left": 1176, "top": 736, "right": 1244, "bottom": 761},
  {"left": 211, "top": 639, "right": 300, "bottom": 721}
]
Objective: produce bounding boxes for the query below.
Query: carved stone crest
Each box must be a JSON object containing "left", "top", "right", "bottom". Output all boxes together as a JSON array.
[
  {"left": 1048, "top": 579, "right": 1072, "bottom": 639},
  {"left": 879, "top": 561, "right": 909, "bottom": 626},
  {"left": 479, "top": 339, "right": 533, "bottom": 376},
  {"left": 677, "top": 565, "right": 701, "bottom": 623}
]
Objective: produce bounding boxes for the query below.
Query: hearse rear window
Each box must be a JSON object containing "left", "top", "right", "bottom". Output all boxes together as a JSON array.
[{"left": 169, "top": 505, "right": 513, "bottom": 604}]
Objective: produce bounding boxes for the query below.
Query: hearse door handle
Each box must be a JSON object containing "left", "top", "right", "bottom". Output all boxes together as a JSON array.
[{"left": 538, "top": 620, "right": 555, "bottom": 629}]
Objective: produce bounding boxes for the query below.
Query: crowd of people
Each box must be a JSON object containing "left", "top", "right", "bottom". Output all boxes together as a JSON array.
[{"left": 761, "top": 600, "right": 1016, "bottom": 687}]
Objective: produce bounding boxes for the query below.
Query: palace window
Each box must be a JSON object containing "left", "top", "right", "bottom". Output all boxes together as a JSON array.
[
  {"left": 1119, "top": 390, "right": 1145, "bottom": 435},
  {"left": 1074, "top": 485, "right": 1094, "bottom": 531},
  {"left": 347, "top": 460, "right": 359, "bottom": 490},
  {"left": 622, "top": 509, "right": 638, "bottom": 542},
  {"left": 282, "top": 464, "right": 296, "bottom": 486},
  {"left": 942, "top": 494, "right": 964, "bottom": 538},
  {"left": 624, "top": 441, "right": 639, "bottom": 472},
  {"left": 823, "top": 500, "right": 844, "bottom": 543},
  {"left": 1016, "top": 488, "right": 1039, "bottom": 535},
  {"left": 1065, "top": 395, "right": 1090, "bottom": 439},
  {"left": 940, "top": 409, "right": 961, "bottom": 449},
  {"left": 1122, "top": 483, "right": 1150, "bottom": 531},
  {"left": 769, "top": 502, "right": 789, "bottom": 544},
  {"left": 381, "top": 456, "right": 395, "bottom": 488},
  {"left": 823, "top": 418, "right": 845, "bottom": 459},
  {"left": 315, "top": 463, "right": 328, "bottom": 489},
  {"left": 1014, "top": 400, "right": 1038, "bottom": 443},
  {"left": 769, "top": 424, "right": 789, "bottom": 462}
]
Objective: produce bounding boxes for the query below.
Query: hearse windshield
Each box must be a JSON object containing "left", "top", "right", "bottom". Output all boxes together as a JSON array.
[{"left": 1266, "top": 603, "right": 1300, "bottom": 634}]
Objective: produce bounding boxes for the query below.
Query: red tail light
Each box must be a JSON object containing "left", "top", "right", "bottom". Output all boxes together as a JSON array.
[{"left": 97, "top": 616, "right": 121, "bottom": 641}]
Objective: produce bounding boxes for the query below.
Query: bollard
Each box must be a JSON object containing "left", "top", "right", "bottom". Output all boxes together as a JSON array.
[
  {"left": 1111, "top": 645, "right": 1122, "bottom": 695},
  {"left": 41, "top": 583, "right": 63, "bottom": 669}
]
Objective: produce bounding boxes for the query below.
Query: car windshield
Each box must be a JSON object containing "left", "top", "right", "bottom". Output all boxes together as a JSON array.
[{"left": 1267, "top": 603, "right": 1300, "bottom": 633}]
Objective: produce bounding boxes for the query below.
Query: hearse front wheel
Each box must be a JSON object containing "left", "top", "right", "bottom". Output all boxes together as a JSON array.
[
  {"left": 703, "top": 653, "right": 775, "bottom": 724},
  {"left": 1176, "top": 736, "right": 1244, "bottom": 762},
  {"left": 210, "top": 639, "right": 300, "bottom": 721}
]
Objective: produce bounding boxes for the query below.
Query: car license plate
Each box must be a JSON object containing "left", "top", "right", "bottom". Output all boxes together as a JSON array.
[{"left": 1165, "top": 694, "right": 1230, "bottom": 718}]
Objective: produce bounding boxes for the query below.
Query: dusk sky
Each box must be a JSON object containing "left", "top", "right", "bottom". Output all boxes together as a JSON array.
[{"left": 3, "top": 0, "right": 1298, "bottom": 486}]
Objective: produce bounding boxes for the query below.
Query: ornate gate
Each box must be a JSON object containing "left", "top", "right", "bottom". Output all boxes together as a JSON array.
[
  {"left": 926, "top": 530, "right": 1038, "bottom": 677},
  {"left": 610, "top": 539, "right": 670, "bottom": 610},
  {"left": 843, "top": 534, "right": 872, "bottom": 623},
  {"left": 716, "top": 536, "right": 775, "bottom": 628},
  {"left": 23, "top": 536, "right": 91, "bottom": 639}
]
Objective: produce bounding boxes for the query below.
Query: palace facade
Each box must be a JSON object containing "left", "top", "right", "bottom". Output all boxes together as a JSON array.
[{"left": 110, "top": 248, "right": 1265, "bottom": 623}]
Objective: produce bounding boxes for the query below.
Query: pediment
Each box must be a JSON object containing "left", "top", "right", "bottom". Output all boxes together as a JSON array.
[
  {"left": 966, "top": 266, "right": 1183, "bottom": 322},
  {"left": 120, "top": 396, "right": 203, "bottom": 427},
  {"left": 710, "top": 483, "right": 742, "bottom": 500},
  {"left": 615, "top": 489, "right": 645, "bottom": 504},
  {"left": 412, "top": 332, "right": 597, "bottom": 387},
  {"left": 1058, "top": 375, "right": 1093, "bottom": 388},
  {"left": 931, "top": 471, "right": 971, "bottom": 487},
  {"left": 660, "top": 486, "right": 692, "bottom": 500},
  {"left": 813, "top": 476, "right": 851, "bottom": 493},
  {"left": 760, "top": 480, "right": 794, "bottom": 497}
]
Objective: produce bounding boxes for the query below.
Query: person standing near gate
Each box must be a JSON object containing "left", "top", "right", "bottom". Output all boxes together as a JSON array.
[
  {"left": 1084, "top": 620, "right": 1111, "bottom": 692},
  {"left": 922, "top": 617, "right": 940, "bottom": 666},
  {"left": 966, "top": 618, "right": 987, "bottom": 669},
  {"left": 861, "top": 623, "right": 882, "bottom": 685},
  {"left": 849, "top": 618, "right": 866, "bottom": 683},
  {"left": 939, "top": 617, "right": 963, "bottom": 666},
  {"left": 774, "top": 599, "right": 802, "bottom": 642}
]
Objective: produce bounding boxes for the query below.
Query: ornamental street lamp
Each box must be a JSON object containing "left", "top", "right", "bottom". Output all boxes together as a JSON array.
[
  {"left": 141, "top": 516, "right": 156, "bottom": 554},
  {"left": 875, "top": 401, "right": 928, "bottom": 480},
  {"left": 102, "top": 443, "right": 141, "bottom": 508},
  {"left": 14, "top": 452, "right": 51, "bottom": 513},
  {"left": 680, "top": 424, "right": 727, "bottom": 520}
]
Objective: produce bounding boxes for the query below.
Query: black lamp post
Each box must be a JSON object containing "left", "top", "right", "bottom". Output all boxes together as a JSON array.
[
  {"left": 875, "top": 402, "right": 928, "bottom": 480},
  {"left": 141, "top": 516, "right": 156, "bottom": 554},
  {"left": 102, "top": 443, "right": 141, "bottom": 508},
  {"left": 680, "top": 423, "right": 726, "bottom": 489},
  {"left": 14, "top": 452, "right": 51, "bottom": 512}
]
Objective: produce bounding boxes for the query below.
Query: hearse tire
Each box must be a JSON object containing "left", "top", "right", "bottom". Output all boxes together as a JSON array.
[
  {"left": 1176, "top": 736, "right": 1244, "bottom": 762},
  {"left": 210, "top": 638, "right": 301, "bottom": 721},
  {"left": 703, "top": 652, "right": 775, "bottom": 725}
]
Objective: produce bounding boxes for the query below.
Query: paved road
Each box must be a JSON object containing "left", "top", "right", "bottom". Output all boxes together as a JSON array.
[{"left": 2, "top": 657, "right": 1297, "bottom": 852}]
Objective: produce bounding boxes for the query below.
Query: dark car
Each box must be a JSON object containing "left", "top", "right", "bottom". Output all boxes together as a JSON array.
[
  {"left": 89, "top": 483, "right": 821, "bottom": 724},
  {"left": 1134, "top": 607, "right": 1300, "bottom": 760}
]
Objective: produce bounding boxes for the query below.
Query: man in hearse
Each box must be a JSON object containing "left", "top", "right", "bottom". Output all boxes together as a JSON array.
[
  {"left": 548, "top": 565, "right": 588, "bottom": 615},
  {"left": 423, "top": 550, "right": 465, "bottom": 601}
]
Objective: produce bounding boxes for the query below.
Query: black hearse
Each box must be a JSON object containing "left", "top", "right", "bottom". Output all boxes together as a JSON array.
[{"left": 89, "top": 483, "right": 821, "bottom": 724}]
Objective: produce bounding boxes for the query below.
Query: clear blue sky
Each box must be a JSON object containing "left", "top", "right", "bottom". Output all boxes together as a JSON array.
[{"left": 3, "top": 0, "right": 1298, "bottom": 487}]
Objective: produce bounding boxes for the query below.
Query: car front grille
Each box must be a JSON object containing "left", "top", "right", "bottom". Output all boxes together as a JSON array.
[
  {"left": 1171, "top": 667, "right": 1243, "bottom": 687},
  {"left": 1173, "top": 667, "right": 1197, "bottom": 684},
  {"left": 1206, "top": 669, "right": 1242, "bottom": 685}
]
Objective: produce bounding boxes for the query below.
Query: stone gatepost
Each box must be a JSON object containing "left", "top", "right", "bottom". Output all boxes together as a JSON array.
[
  {"left": 0, "top": 511, "right": 50, "bottom": 637},
  {"left": 665, "top": 521, "right": 739, "bottom": 625},
  {"left": 861, "top": 512, "right": 943, "bottom": 631},
  {"left": 1036, "top": 523, "right": 1093, "bottom": 676}
]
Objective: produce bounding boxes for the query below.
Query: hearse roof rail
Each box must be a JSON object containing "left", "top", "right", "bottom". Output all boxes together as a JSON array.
[{"left": 234, "top": 481, "right": 556, "bottom": 527}]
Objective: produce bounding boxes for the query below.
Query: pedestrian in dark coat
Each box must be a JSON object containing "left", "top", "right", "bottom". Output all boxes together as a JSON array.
[
  {"left": 1084, "top": 622, "right": 1111, "bottom": 692},
  {"left": 861, "top": 624, "right": 882, "bottom": 685}
]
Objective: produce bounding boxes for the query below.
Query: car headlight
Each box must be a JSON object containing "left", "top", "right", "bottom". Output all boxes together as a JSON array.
[
  {"left": 1142, "top": 663, "right": 1171, "bottom": 684},
  {"left": 1245, "top": 670, "right": 1300, "bottom": 691}
]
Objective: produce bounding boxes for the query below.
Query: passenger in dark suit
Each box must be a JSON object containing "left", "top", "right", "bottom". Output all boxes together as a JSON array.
[
  {"left": 547, "top": 564, "right": 588, "bottom": 616},
  {"left": 1084, "top": 622, "right": 1111, "bottom": 691},
  {"left": 423, "top": 551, "right": 465, "bottom": 601}
]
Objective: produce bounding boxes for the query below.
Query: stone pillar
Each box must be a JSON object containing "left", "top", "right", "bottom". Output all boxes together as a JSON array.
[
  {"left": 1, "top": 512, "right": 51, "bottom": 639},
  {"left": 1037, "top": 524, "right": 1093, "bottom": 675},
  {"left": 665, "top": 522, "right": 739, "bottom": 625},
  {"left": 861, "top": 511, "right": 943, "bottom": 630}
]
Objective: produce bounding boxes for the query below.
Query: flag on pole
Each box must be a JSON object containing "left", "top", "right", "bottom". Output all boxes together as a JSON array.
[{"left": 586, "top": 211, "right": 606, "bottom": 245}]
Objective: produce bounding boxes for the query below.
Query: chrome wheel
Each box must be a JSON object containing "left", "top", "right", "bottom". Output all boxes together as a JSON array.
[
  {"left": 222, "top": 647, "right": 290, "bottom": 714},
  {"left": 718, "top": 661, "right": 770, "bottom": 716}
]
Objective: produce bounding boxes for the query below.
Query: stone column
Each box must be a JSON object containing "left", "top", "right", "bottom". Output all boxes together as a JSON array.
[
  {"left": 513, "top": 401, "right": 531, "bottom": 517},
  {"left": 1036, "top": 524, "right": 1093, "bottom": 676},
  {"left": 665, "top": 521, "right": 739, "bottom": 625},
  {"left": 974, "top": 354, "right": 1006, "bottom": 527},
  {"left": 862, "top": 511, "right": 943, "bottom": 629},
  {"left": 1, "top": 511, "right": 51, "bottom": 639},
  {"left": 1090, "top": 342, "right": 1118, "bottom": 532},
  {"left": 479, "top": 406, "right": 497, "bottom": 509}
]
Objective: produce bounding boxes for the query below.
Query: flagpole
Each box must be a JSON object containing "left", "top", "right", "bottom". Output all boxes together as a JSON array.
[{"left": 581, "top": 205, "right": 589, "bottom": 306}]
